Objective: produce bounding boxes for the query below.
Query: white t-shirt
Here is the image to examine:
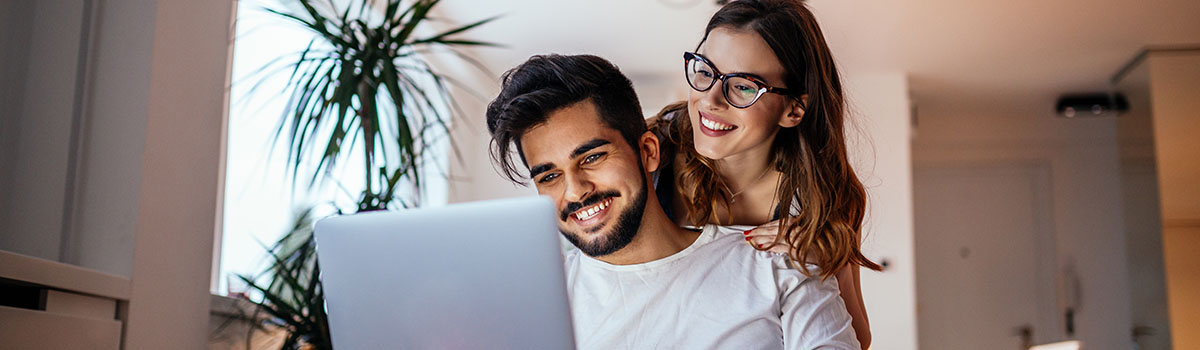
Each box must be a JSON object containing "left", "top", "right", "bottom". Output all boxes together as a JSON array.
[{"left": 563, "top": 225, "right": 860, "bottom": 350}]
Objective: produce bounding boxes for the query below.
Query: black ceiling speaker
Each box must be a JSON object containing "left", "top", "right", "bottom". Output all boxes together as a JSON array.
[{"left": 1055, "top": 93, "right": 1129, "bottom": 118}]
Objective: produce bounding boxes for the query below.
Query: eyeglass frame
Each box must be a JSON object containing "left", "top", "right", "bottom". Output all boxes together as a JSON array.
[{"left": 683, "top": 52, "right": 795, "bottom": 109}]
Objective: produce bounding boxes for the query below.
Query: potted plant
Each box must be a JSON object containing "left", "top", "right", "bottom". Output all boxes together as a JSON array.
[{"left": 233, "top": 0, "right": 498, "bottom": 348}]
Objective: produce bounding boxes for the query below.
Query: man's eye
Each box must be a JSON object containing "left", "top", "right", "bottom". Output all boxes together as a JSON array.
[
  {"left": 582, "top": 152, "right": 606, "bottom": 164},
  {"left": 538, "top": 173, "right": 559, "bottom": 183}
]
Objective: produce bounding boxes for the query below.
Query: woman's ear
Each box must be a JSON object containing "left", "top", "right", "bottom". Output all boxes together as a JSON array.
[
  {"left": 778, "top": 94, "right": 808, "bottom": 128},
  {"left": 639, "top": 131, "right": 662, "bottom": 173}
]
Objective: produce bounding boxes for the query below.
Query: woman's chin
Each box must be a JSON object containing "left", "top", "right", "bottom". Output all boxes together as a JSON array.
[{"left": 693, "top": 142, "right": 728, "bottom": 160}]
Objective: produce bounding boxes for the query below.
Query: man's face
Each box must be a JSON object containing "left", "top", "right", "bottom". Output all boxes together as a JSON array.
[{"left": 520, "top": 100, "right": 648, "bottom": 257}]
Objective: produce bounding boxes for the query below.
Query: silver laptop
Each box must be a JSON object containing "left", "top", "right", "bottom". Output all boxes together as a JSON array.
[{"left": 314, "top": 196, "right": 575, "bottom": 349}]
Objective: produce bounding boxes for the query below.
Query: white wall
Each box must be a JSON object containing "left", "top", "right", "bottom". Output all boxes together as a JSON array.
[
  {"left": 0, "top": 0, "right": 163, "bottom": 279},
  {"left": 844, "top": 73, "right": 919, "bottom": 350},
  {"left": 913, "top": 94, "right": 1132, "bottom": 348},
  {"left": 67, "top": 0, "right": 154, "bottom": 278},
  {"left": 1115, "top": 58, "right": 1171, "bottom": 350},
  {"left": 0, "top": 0, "right": 34, "bottom": 252},
  {"left": 1143, "top": 52, "right": 1200, "bottom": 350},
  {"left": 0, "top": 0, "right": 87, "bottom": 263},
  {"left": 122, "top": 0, "right": 234, "bottom": 347},
  {"left": 444, "top": 67, "right": 535, "bottom": 203}
]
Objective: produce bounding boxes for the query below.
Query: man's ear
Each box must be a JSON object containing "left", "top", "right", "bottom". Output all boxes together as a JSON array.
[
  {"left": 639, "top": 130, "right": 662, "bottom": 173},
  {"left": 778, "top": 94, "right": 808, "bottom": 128}
]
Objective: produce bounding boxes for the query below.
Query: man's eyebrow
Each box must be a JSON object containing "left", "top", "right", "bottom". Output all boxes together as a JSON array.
[
  {"left": 527, "top": 139, "right": 611, "bottom": 178},
  {"left": 569, "top": 139, "right": 611, "bottom": 159},
  {"left": 528, "top": 163, "right": 555, "bottom": 178}
]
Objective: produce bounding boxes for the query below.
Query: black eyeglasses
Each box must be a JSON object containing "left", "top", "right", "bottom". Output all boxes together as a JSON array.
[{"left": 684, "top": 52, "right": 792, "bottom": 109}]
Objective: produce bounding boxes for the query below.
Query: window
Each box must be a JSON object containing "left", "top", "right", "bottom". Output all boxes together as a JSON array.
[{"left": 218, "top": 0, "right": 448, "bottom": 295}]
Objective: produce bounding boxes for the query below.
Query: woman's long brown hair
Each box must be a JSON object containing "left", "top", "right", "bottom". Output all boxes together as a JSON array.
[{"left": 661, "top": 0, "right": 882, "bottom": 279}]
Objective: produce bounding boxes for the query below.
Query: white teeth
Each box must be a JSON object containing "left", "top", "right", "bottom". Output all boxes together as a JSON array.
[
  {"left": 701, "top": 116, "right": 735, "bottom": 131},
  {"left": 573, "top": 198, "right": 611, "bottom": 221}
]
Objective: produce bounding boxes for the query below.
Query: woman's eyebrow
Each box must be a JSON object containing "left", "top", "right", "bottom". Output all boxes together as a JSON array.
[{"left": 702, "top": 54, "right": 776, "bottom": 83}]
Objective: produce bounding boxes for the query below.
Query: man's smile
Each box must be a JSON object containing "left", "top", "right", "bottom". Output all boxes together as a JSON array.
[{"left": 571, "top": 197, "right": 613, "bottom": 228}]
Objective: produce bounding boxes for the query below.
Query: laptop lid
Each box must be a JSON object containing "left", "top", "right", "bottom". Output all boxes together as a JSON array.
[{"left": 314, "top": 196, "right": 574, "bottom": 349}]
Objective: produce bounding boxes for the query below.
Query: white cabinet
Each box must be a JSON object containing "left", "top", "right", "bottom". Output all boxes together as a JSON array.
[{"left": 0, "top": 250, "right": 128, "bottom": 350}]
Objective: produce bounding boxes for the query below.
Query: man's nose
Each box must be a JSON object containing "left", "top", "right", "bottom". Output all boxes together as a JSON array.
[{"left": 563, "top": 172, "right": 594, "bottom": 204}]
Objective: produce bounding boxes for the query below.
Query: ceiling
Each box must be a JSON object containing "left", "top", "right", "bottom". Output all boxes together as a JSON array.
[{"left": 434, "top": 0, "right": 1200, "bottom": 124}]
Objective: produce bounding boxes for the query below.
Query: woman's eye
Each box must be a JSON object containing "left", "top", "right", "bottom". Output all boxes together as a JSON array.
[{"left": 735, "top": 84, "right": 757, "bottom": 93}]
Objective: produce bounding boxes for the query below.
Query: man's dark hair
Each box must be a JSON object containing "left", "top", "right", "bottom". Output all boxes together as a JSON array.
[{"left": 486, "top": 54, "right": 646, "bottom": 184}]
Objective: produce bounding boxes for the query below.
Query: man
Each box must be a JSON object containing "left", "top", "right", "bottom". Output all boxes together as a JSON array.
[{"left": 486, "top": 54, "right": 859, "bottom": 349}]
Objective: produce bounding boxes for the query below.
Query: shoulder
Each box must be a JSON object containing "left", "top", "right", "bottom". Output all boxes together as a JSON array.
[
  {"left": 699, "top": 225, "right": 837, "bottom": 286},
  {"left": 695, "top": 225, "right": 809, "bottom": 274},
  {"left": 695, "top": 226, "right": 857, "bottom": 348}
]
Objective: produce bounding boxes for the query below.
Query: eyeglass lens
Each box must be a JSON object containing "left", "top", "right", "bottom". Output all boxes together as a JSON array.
[{"left": 686, "top": 56, "right": 762, "bottom": 108}]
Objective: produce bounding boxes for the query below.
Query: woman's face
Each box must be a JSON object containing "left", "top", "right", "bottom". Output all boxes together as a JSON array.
[{"left": 687, "top": 26, "right": 799, "bottom": 162}]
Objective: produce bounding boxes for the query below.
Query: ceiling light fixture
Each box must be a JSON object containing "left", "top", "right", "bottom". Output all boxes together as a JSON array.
[{"left": 1055, "top": 93, "right": 1128, "bottom": 118}]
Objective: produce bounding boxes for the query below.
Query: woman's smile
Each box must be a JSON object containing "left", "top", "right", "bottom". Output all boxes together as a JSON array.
[{"left": 698, "top": 111, "right": 738, "bottom": 136}]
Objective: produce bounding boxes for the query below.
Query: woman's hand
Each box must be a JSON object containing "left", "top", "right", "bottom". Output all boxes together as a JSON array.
[{"left": 743, "top": 219, "right": 790, "bottom": 254}]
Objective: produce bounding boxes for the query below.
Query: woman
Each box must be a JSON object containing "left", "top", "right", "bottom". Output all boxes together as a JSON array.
[{"left": 651, "top": 0, "right": 881, "bottom": 347}]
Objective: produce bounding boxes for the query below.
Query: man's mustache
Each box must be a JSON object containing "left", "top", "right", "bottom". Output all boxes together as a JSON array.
[{"left": 560, "top": 191, "right": 621, "bottom": 221}]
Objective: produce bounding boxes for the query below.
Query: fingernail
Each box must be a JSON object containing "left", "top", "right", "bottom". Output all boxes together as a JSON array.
[
  {"left": 745, "top": 236, "right": 751, "bottom": 241},
  {"left": 757, "top": 244, "right": 763, "bottom": 248},
  {"left": 743, "top": 229, "right": 751, "bottom": 235}
]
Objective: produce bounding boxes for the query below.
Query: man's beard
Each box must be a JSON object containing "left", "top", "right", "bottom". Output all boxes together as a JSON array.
[{"left": 559, "top": 178, "right": 648, "bottom": 257}]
